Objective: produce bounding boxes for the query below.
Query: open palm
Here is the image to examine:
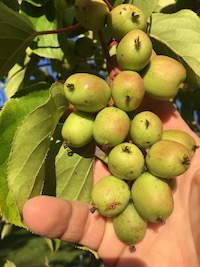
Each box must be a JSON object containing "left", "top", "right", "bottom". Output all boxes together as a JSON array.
[{"left": 23, "top": 99, "right": 200, "bottom": 267}]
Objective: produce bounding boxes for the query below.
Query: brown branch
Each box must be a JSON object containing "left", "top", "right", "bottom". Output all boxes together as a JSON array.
[
  {"left": 103, "top": 0, "right": 113, "bottom": 11},
  {"left": 35, "top": 23, "right": 81, "bottom": 36}
]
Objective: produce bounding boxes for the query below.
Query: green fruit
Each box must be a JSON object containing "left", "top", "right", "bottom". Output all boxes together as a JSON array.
[
  {"left": 106, "top": 4, "right": 147, "bottom": 41},
  {"left": 111, "top": 71, "right": 145, "bottom": 112},
  {"left": 74, "top": 37, "right": 96, "bottom": 58},
  {"left": 162, "top": 129, "right": 197, "bottom": 158},
  {"left": 93, "top": 107, "right": 130, "bottom": 147},
  {"left": 130, "top": 111, "right": 163, "bottom": 149},
  {"left": 108, "top": 142, "right": 145, "bottom": 180},
  {"left": 61, "top": 110, "right": 94, "bottom": 147},
  {"left": 113, "top": 201, "right": 147, "bottom": 251},
  {"left": 74, "top": 0, "right": 109, "bottom": 31},
  {"left": 116, "top": 29, "right": 153, "bottom": 71},
  {"left": 141, "top": 55, "right": 186, "bottom": 100},
  {"left": 91, "top": 175, "right": 131, "bottom": 217},
  {"left": 64, "top": 73, "right": 111, "bottom": 112},
  {"left": 146, "top": 140, "right": 191, "bottom": 178},
  {"left": 131, "top": 172, "right": 174, "bottom": 223}
]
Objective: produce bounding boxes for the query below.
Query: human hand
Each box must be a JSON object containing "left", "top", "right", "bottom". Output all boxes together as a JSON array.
[{"left": 23, "top": 98, "right": 200, "bottom": 267}]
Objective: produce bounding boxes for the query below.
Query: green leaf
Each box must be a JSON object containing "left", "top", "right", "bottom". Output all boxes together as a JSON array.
[
  {"left": 20, "top": 0, "right": 64, "bottom": 59},
  {"left": 149, "top": 10, "right": 200, "bottom": 86},
  {"left": 7, "top": 82, "right": 68, "bottom": 219},
  {"left": 56, "top": 142, "right": 96, "bottom": 203},
  {"left": 3, "top": 260, "right": 16, "bottom": 267},
  {"left": 0, "top": 83, "right": 51, "bottom": 227},
  {"left": 126, "top": 0, "right": 160, "bottom": 19},
  {"left": 0, "top": 2, "right": 36, "bottom": 79},
  {"left": 5, "top": 54, "right": 31, "bottom": 99}
]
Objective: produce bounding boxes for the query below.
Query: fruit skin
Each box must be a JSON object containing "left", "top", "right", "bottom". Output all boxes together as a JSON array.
[
  {"left": 74, "top": 0, "right": 109, "bottom": 31},
  {"left": 131, "top": 172, "right": 174, "bottom": 223},
  {"left": 146, "top": 140, "right": 191, "bottom": 178},
  {"left": 91, "top": 175, "right": 131, "bottom": 217},
  {"left": 74, "top": 37, "right": 96, "bottom": 59},
  {"left": 108, "top": 142, "right": 145, "bottom": 180},
  {"left": 162, "top": 129, "right": 197, "bottom": 158},
  {"left": 116, "top": 29, "right": 153, "bottom": 72},
  {"left": 130, "top": 111, "right": 163, "bottom": 149},
  {"left": 113, "top": 201, "right": 147, "bottom": 248},
  {"left": 141, "top": 55, "right": 186, "bottom": 100},
  {"left": 61, "top": 110, "right": 94, "bottom": 147},
  {"left": 111, "top": 71, "right": 145, "bottom": 112},
  {"left": 64, "top": 73, "right": 111, "bottom": 113},
  {"left": 93, "top": 107, "right": 130, "bottom": 147},
  {"left": 106, "top": 4, "right": 147, "bottom": 41}
]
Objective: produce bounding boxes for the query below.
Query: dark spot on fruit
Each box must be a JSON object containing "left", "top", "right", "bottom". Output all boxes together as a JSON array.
[
  {"left": 106, "top": 201, "right": 121, "bottom": 210},
  {"left": 193, "top": 145, "right": 200, "bottom": 152},
  {"left": 156, "top": 218, "right": 165, "bottom": 225},
  {"left": 132, "top": 12, "right": 140, "bottom": 19},
  {"left": 123, "top": 7, "right": 127, "bottom": 11},
  {"left": 134, "top": 36, "right": 141, "bottom": 50},
  {"left": 66, "top": 83, "right": 74, "bottom": 90},
  {"left": 122, "top": 145, "right": 132, "bottom": 153},
  {"left": 182, "top": 154, "right": 190, "bottom": 165},
  {"left": 63, "top": 141, "right": 68, "bottom": 149},
  {"left": 129, "top": 244, "right": 136, "bottom": 252},
  {"left": 90, "top": 206, "right": 97, "bottom": 213},
  {"left": 145, "top": 119, "right": 150, "bottom": 129},
  {"left": 68, "top": 150, "right": 74, "bottom": 156},
  {"left": 125, "top": 95, "right": 131, "bottom": 104}
]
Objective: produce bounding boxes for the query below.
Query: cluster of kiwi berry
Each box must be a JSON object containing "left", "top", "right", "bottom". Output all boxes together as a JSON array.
[{"left": 61, "top": 1, "right": 199, "bottom": 252}]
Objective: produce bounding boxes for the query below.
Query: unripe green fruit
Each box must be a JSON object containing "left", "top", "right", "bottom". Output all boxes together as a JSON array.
[
  {"left": 141, "top": 55, "right": 186, "bottom": 100},
  {"left": 130, "top": 111, "right": 163, "bottom": 149},
  {"left": 61, "top": 110, "right": 94, "bottom": 147},
  {"left": 74, "top": 0, "right": 109, "bottom": 31},
  {"left": 91, "top": 175, "right": 131, "bottom": 217},
  {"left": 113, "top": 201, "right": 147, "bottom": 251},
  {"left": 74, "top": 37, "right": 96, "bottom": 58},
  {"left": 146, "top": 140, "right": 191, "bottom": 178},
  {"left": 108, "top": 142, "right": 145, "bottom": 180},
  {"left": 162, "top": 129, "right": 197, "bottom": 158},
  {"left": 111, "top": 71, "right": 145, "bottom": 112},
  {"left": 93, "top": 107, "right": 130, "bottom": 147},
  {"left": 64, "top": 73, "right": 111, "bottom": 112},
  {"left": 106, "top": 4, "right": 147, "bottom": 41},
  {"left": 131, "top": 172, "right": 174, "bottom": 223},
  {"left": 116, "top": 29, "right": 153, "bottom": 71}
]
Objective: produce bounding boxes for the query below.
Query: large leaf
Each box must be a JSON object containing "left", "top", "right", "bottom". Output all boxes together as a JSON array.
[
  {"left": 0, "top": 2, "right": 36, "bottom": 79},
  {"left": 0, "top": 83, "right": 51, "bottom": 226},
  {"left": 149, "top": 10, "right": 200, "bottom": 87},
  {"left": 56, "top": 142, "right": 96, "bottom": 203},
  {"left": 7, "top": 82, "right": 68, "bottom": 220}
]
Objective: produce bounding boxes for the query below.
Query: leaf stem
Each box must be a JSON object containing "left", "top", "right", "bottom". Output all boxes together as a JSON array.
[
  {"left": 35, "top": 23, "right": 81, "bottom": 36},
  {"left": 103, "top": 0, "right": 113, "bottom": 10},
  {"left": 98, "top": 30, "right": 121, "bottom": 87}
]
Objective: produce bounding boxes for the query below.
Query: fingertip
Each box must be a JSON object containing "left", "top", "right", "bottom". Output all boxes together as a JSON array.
[{"left": 23, "top": 196, "right": 72, "bottom": 238}]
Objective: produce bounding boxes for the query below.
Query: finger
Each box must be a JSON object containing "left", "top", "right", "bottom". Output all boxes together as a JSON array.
[{"left": 23, "top": 196, "right": 106, "bottom": 251}]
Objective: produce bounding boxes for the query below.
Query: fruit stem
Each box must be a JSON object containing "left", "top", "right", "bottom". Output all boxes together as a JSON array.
[
  {"left": 98, "top": 30, "right": 121, "bottom": 87},
  {"left": 103, "top": 0, "right": 113, "bottom": 10},
  {"left": 35, "top": 23, "right": 81, "bottom": 36}
]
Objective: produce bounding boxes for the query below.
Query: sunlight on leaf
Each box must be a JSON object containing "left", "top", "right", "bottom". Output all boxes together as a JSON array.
[
  {"left": 7, "top": 83, "right": 68, "bottom": 216},
  {"left": 150, "top": 10, "right": 200, "bottom": 86},
  {"left": 0, "top": 83, "right": 50, "bottom": 227}
]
